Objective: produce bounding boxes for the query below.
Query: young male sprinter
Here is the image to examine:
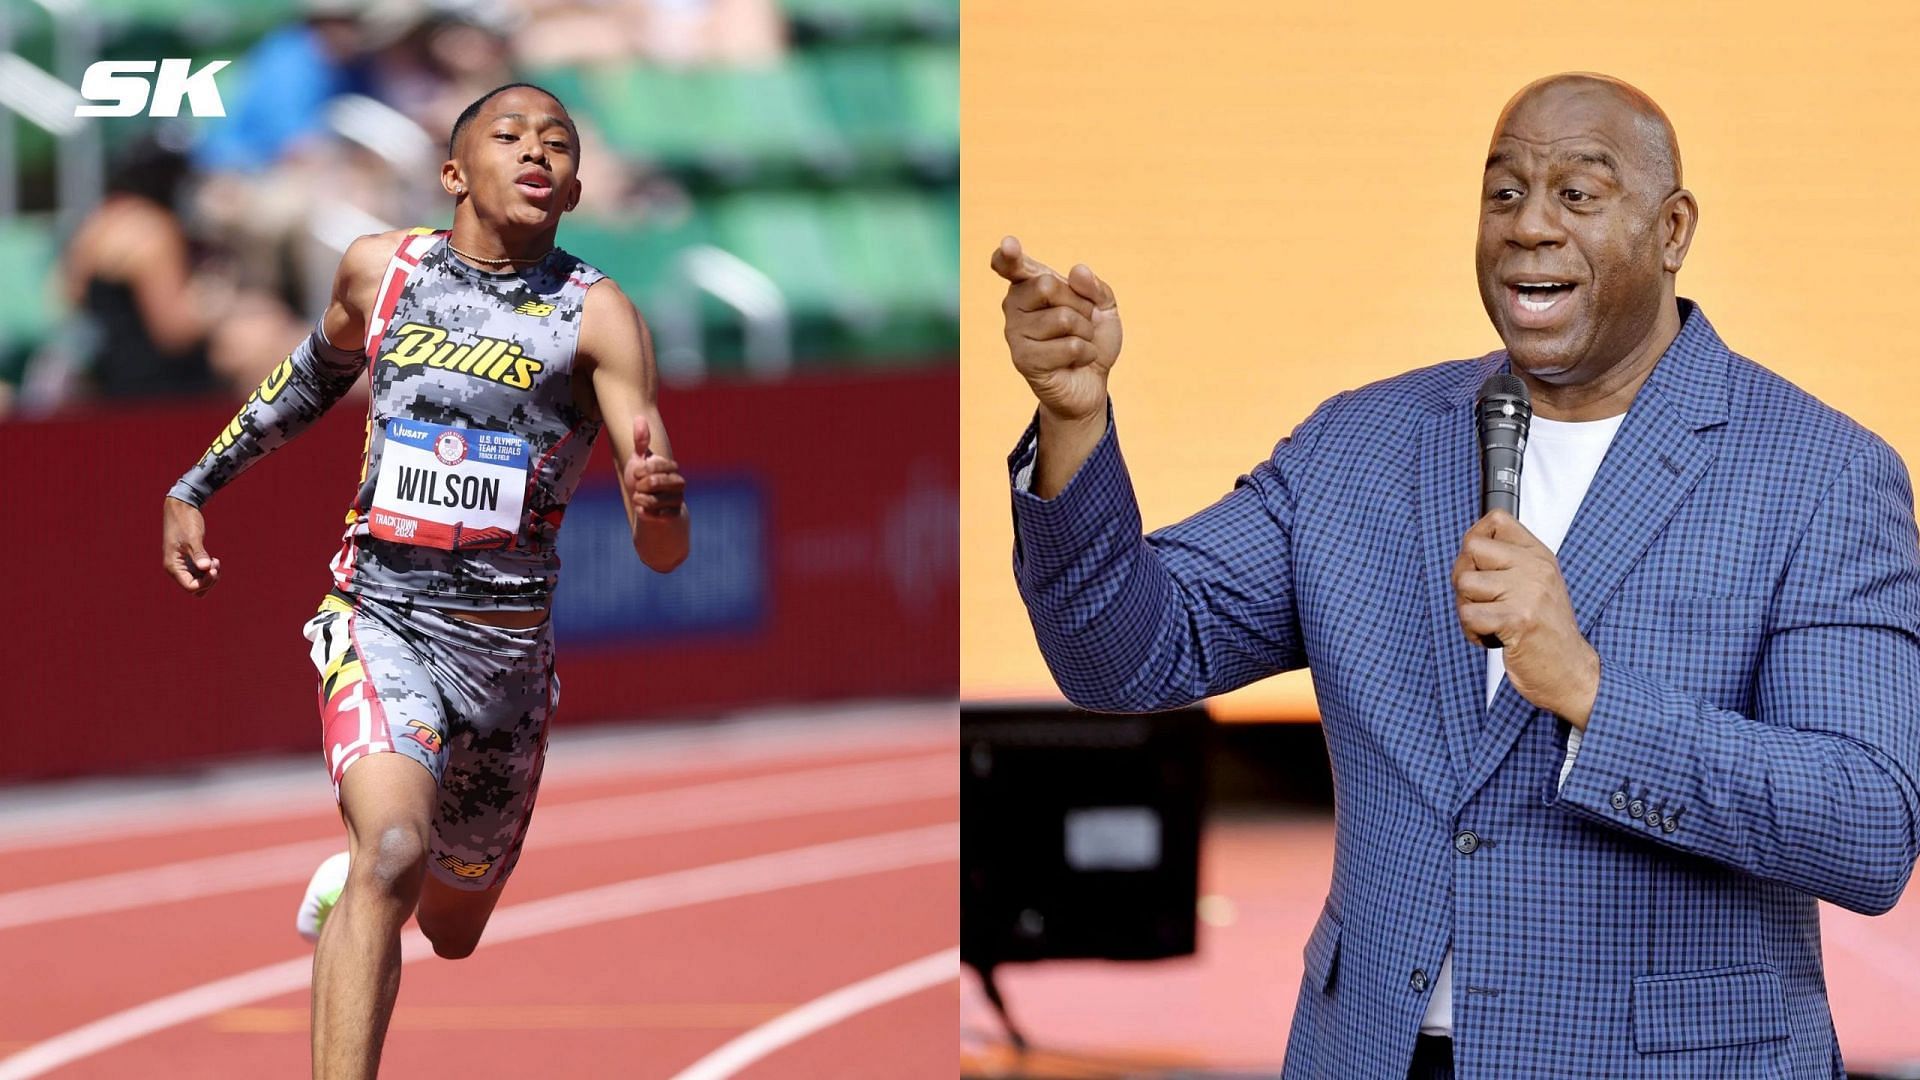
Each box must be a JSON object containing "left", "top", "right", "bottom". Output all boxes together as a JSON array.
[{"left": 160, "top": 83, "right": 689, "bottom": 1078}]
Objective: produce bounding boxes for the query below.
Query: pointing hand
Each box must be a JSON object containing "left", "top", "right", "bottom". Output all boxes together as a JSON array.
[{"left": 992, "top": 235, "right": 1122, "bottom": 425}]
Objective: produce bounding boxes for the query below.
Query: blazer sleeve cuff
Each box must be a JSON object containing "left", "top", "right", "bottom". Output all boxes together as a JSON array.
[
  {"left": 1544, "top": 660, "right": 1696, "bottom": 841},
  {"left": 1008, "top": 403, "right": 1139, "bottom": 586}
]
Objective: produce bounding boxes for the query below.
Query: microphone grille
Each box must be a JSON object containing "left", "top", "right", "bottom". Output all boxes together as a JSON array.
[{"left": 1478, "top": 372, "right": 1529, "bottom": 403}]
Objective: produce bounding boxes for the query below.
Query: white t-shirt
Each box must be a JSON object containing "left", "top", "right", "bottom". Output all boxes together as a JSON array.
[{"left": 1420, "top": 410, "right": 1627, "bottom": 1037}]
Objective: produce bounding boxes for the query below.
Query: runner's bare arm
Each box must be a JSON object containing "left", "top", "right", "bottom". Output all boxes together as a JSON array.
[
  {"left": 580, "top": 278, "right": 688, "bottom": 573},
  {"left": 160, "top": 230, "right": 404, "bottom": 595}
]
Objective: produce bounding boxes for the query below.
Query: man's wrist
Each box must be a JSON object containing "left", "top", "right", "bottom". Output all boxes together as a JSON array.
[
  {"left": 1031, "top": 402, "right": 1109, "bottom": 500},
  {"left": 1558, "top": 647, "right": 1602, "bottom": 730},
  {"left": 1036, "top": 404, "right": 1105, "bottom": 442}
]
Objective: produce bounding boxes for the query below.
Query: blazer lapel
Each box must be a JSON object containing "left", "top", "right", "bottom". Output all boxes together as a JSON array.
[
  {"left": 1456, "top": 302, "right": 1730, "bottom": 805},
  {"left": 1415, "top": 367, "right": 1499, "bottom": 808}
]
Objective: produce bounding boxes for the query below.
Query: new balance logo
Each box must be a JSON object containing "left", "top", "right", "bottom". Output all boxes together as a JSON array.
[
  {"left": 513, "top": 301, "right": 556, "bottom": 317},
  {"left": 76, "top": 60, "right": 230, "bottom": 118}
]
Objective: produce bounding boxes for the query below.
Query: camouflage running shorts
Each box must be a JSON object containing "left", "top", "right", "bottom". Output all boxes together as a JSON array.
[{"left": 301, "top": 589, "right": 555, "bottom": 891}]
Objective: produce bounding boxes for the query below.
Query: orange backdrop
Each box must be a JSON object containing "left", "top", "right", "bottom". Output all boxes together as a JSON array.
[{"left": 961, "top": 1, "right": 1920, "bottom": 718}]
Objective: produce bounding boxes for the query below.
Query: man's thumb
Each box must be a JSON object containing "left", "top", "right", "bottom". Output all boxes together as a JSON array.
[{"left": 632, "top": 414, "right": 652, "bottom": 458}]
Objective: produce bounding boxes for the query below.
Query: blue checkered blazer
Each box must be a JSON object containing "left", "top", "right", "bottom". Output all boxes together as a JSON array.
[{"left": 1009, "top": 301, "right": 1920, "bottom": 1079}]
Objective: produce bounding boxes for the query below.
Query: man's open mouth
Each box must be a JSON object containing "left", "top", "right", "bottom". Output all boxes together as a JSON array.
[
  {"left": 1513, "top": 282, "right": 1575, "bottom": 311},
  {"left": 1506, "top": 281, "right": 1577, "bottom": 328}
]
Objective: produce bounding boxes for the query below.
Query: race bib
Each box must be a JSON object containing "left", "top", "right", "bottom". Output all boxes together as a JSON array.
[{"left": 368, "top": 419, "right": 529, "bottom": 550}]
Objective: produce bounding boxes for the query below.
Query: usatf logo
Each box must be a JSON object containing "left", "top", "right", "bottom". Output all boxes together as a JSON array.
[
  {"left": 383, "top": 322, "right": 543, "bottom": 390},
  {"left": 403, "top": 720, "right": 443, "bottom": 753},
  {"left": 76, "top": 60, "right": 229, "bottom": 118},
  {"left": 437, "top": 855, "right": 491, "bottom": 879},
  {"left": 513, "top": 300, "right": 555, "bottom": 317}
]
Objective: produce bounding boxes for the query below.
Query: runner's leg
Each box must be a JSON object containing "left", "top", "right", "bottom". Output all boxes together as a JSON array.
[
  {"left": 303, "top": 595, "right": 452, "bottom": 1080},
  {"left": 312, "top": 752, "right": 436, "bottom": 1080},
  {"left": 415, "top": 874, "right": 509, "bottom": 959},
  {"left": 413, "top": 614, "right": 555, "bottom": 959}
]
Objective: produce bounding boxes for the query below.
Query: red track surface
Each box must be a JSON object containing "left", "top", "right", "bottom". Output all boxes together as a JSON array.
[{"left": 0, "top": 708, "right": 957, "bottom": 1079}]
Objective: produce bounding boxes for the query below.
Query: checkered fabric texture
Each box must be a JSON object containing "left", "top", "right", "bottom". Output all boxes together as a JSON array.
[{"left": 1008, "top": 301, "right": 1920, "bottom": 1079}]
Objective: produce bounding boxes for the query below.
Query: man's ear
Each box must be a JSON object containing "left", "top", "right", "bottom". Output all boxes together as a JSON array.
[
  {"left": 441, "top": 160, "right": 466, "bottom": 199},
  {"left": 565, "top": 177, "right": 582, "bottom": 212},
  {"left": 1661, "top": 187, "right": 1698, "bottom": 274}
]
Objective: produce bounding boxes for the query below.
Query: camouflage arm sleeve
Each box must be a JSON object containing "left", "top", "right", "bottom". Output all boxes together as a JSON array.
[{"left": 166, "top": 324, "right": 367, "bottom": 508}]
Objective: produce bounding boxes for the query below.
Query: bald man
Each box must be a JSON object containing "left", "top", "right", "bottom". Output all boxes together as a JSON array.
[{"left": 992, "top": 73, "right": 1920, "bottom": 1079}]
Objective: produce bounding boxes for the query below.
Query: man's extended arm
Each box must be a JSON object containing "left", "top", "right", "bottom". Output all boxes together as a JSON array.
[
  {"left": 159, "top": 231, "right": 394, "bottom": 594},
  {"left": 1549, "top": 435, "right": 1920, "bottom": 915},
  {"left": 995, "top": 235, "right": 1321, "bottom": 711},
  {"left": 166, "top": 232, "right": 390, "bottom": 508},
  {"left": 581, "top": 278, "right": 688, "bottom": 573},
  {"left": 164, "top": 325, "right": 366, "bottom": 508},
  {"left": 1010, "top": 399, "right": 1338, "bottom": 713}
]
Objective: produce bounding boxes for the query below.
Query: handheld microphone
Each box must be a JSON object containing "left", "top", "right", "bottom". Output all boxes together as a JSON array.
[{"left": 1475, "top": 372, "right": 1531, "bottom": 650}]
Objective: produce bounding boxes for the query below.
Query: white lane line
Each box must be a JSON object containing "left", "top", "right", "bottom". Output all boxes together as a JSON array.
[
  {"left": 0, "top": 703, "right": 955, "bottom": 854},
  {"left": 0, "top": 823, "right": 956, "bottom": 1080},
  {"left": 668, "top": 948, "right": 958, "bottom": 1080},
  {"left": 0, "top": 753, "right": 954, "bottom": 931}
]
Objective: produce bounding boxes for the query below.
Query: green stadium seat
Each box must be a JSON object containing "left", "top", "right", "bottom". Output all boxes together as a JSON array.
[
  {"left": 701, "top": 62, "right": 848, "bottom": 180},
  {"left": 803, "top": 47, "right": 902, "bottom": 168},
  {"left": 896, "top": 44, "right": 959, "bottom": 155},
  {"left": 800, "top": 44, "right": 955, "bottom": 180},
  {"left": 782, "top": 0, "right": 958, "bottom": 42},
  {"left": 818, "top": 187, "right": 955, "bottom": 359},
  {"left": 707, "top": 190, "right": 851, "bottom": 358},
  {"left": 560, "top": 190, "right": 954, "bottom": 368},
  {"left": 573, "top": 62, "right": 708, "bottom": 171},
  {"left": 555, "top": 60, "right": 846, "bottom": 185},
  {"left": 557, "top": 206, "right": 712, "bottom": 308},
  {"left": 85, "top": 0, "right": 299, "bottom": 38}
]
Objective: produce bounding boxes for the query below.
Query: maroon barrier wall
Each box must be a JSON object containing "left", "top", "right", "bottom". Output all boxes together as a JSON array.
[{"left": 2, "top": 369, "right": 957, "bottom": 781}]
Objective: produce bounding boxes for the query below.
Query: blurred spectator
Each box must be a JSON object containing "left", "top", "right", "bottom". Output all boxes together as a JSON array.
[
  {"left": 190, "top": 0, "right": 395, "bottom": 305},
  {"left": 371, "top": 0, "right": 519, "bottom": 145},
  {"left": 192, "top": 0, "right": 379, "bottom": 175},
  {"left": 57, "top": 132, "right": 307, "bottom": 405},
  {"left": 513, "top": 0, "right": 785, "bottom": 69},
  {"left": 196, "top": 0, "right": 642, "bottom": 314}
]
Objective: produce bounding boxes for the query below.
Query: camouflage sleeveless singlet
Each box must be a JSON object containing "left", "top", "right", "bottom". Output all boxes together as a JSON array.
[{"left": 330, "top": 228, "right": 606, "bottom": 611}]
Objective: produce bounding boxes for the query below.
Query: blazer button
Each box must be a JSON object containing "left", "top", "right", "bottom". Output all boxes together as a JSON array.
[
  {"left": 1411, "top": 969, "right": 1429, "bottom": 992},
  {"left": 1610, "top": 791, "right": 1628, "bottom": 810},
  {"left": 1453, "top": 830, "right": 1480, "bottom": 855},
  {"left": 1645, "top": 808, "right": 1663, "bottom": 827},
  {"left": 1628, "top": 799, "right": 1645, "bottom": 818},
  {"left": 1662, "top": 816, "right": 1678, "bottom": 833}
]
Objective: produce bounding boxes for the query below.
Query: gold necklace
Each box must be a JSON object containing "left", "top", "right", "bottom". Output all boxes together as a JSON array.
[{"left": 446, "top": 241, "right": 551, "bottom": 266}]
